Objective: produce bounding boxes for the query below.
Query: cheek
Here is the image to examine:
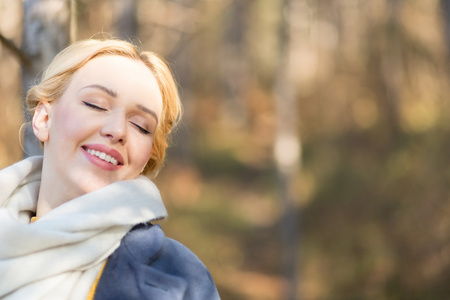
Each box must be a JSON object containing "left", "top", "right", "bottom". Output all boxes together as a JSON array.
[
  {"left": 130, "top": 137, "right": 154, "bottom": 169},
  {"left": 50, "top": 106, "right": 94, "bottom": 145}
]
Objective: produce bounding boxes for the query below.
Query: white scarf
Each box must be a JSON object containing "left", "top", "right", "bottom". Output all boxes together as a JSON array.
[{"left": 0, "top": 156, "right": 167, "bottom": 300}]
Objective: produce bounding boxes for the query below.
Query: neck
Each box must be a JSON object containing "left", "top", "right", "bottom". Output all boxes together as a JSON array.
[
  {"left": 36, "top": 184, "right": 78, "bottom": 218},
  {"left": 36, "top": 163, "right": 82, "bottom": 217}
]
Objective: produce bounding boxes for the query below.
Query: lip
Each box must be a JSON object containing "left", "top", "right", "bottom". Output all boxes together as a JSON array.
[{"left": 81, "top": 143, "right": 124, "bottom": 171}]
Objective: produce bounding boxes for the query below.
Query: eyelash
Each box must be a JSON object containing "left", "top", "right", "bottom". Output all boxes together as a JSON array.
[
  {"left": 132, "top": 123, "right": 151, "bottom": 135},
  {"left": 83, "top": 101, "right": 151, "bottom": 135},
  {"left": 82, "top": 101, "right": 107, "bottom": 111}
]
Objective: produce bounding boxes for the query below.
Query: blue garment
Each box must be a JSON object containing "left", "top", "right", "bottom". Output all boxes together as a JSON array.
[{"left": 94, "top": 223, "right": 220, "bottom": 300}]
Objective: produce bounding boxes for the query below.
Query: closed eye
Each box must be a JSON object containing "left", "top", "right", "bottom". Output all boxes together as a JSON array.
[
  {"left": 82, "top": 101, "right": 107, "bottom": 111},
  {"left": 131, "top": 122, "right": 151, "bottom": 135}
]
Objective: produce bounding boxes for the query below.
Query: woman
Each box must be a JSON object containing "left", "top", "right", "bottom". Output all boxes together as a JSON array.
[{"left": 0, "top": 39, "right": 220, "bottom": 300}]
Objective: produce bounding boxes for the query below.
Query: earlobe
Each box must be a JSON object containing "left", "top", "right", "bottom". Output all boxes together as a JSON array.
[{"left": 32, "top": 101, "right": 52, "bottom": 142}]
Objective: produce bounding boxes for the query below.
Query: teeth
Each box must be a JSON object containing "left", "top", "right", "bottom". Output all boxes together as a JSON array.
[{"left": 86, "top": 148, "right": 119, "bottom": 165}]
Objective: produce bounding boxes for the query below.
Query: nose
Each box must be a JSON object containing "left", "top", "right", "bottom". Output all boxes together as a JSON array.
[{"left": 100, "top": 111, "right": 127, "bottom": 144}]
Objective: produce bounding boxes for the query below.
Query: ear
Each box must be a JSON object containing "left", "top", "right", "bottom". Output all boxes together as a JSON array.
[{"left": 32, "top": 101, "right": 53, "bottom": 142}]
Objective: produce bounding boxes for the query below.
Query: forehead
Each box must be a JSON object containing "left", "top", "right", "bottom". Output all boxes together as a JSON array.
[
  {"left": 67, "top": 55, "right": 163, "bottom": 113},
  {"left": 73, "top": 55, "right": 154, "bottom": 88}
]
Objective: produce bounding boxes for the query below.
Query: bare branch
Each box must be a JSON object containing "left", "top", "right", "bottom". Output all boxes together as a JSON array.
[{"left": 0, "top": 33, "right": 31, "bottom": 66}]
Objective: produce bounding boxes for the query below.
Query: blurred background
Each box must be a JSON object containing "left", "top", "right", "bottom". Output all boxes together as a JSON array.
[{"left": 1, "top": 0, "right": 450, "bottom": 299}]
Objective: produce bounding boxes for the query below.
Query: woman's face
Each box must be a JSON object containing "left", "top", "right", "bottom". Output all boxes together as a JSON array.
[{"left": 35, "top": 55, "right": 163, "bottom": 198}]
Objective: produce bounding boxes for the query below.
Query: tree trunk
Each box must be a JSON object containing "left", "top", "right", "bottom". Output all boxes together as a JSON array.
[
  {"left": 112, "top": 0, "right": 137, "bottom": 40},
  {"left": 380, "top": 0, "right": 402, "bottom": 139},
  {"left": 273, "top": 0, "right": 301, "bottom": 299},
  {"left": 21, "top": 0, "right": 70, "bottom": 157},
  {"left": 441, "top": 0, "right": 450, "bottom": 59},
  {"left": 220, "top": 0, "right": 249, "bottom": 127}
]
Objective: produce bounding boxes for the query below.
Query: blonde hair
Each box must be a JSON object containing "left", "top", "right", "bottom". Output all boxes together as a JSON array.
[{"left": 26, "top": 39, "right": 182, "bottom": 175}]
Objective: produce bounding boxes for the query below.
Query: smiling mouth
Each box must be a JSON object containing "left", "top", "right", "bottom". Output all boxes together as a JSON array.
[{"left": 84, "top": 147, "right": 121, "bottom": 166}]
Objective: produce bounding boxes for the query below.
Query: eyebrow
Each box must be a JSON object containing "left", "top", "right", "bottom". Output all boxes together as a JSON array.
[
  {"left": 81, "top": 84, "right": 118, "bottom": 98},
  {"left": 81, "top": 84, "right": 159, "bottom": 124},
  {"left": 137, "top": 104, "right": 159, "bottom": 124}
]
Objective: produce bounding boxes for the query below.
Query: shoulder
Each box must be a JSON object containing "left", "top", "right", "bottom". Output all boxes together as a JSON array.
[{"left": 94, "top": 224, "right": 220, "bottom": 300}]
